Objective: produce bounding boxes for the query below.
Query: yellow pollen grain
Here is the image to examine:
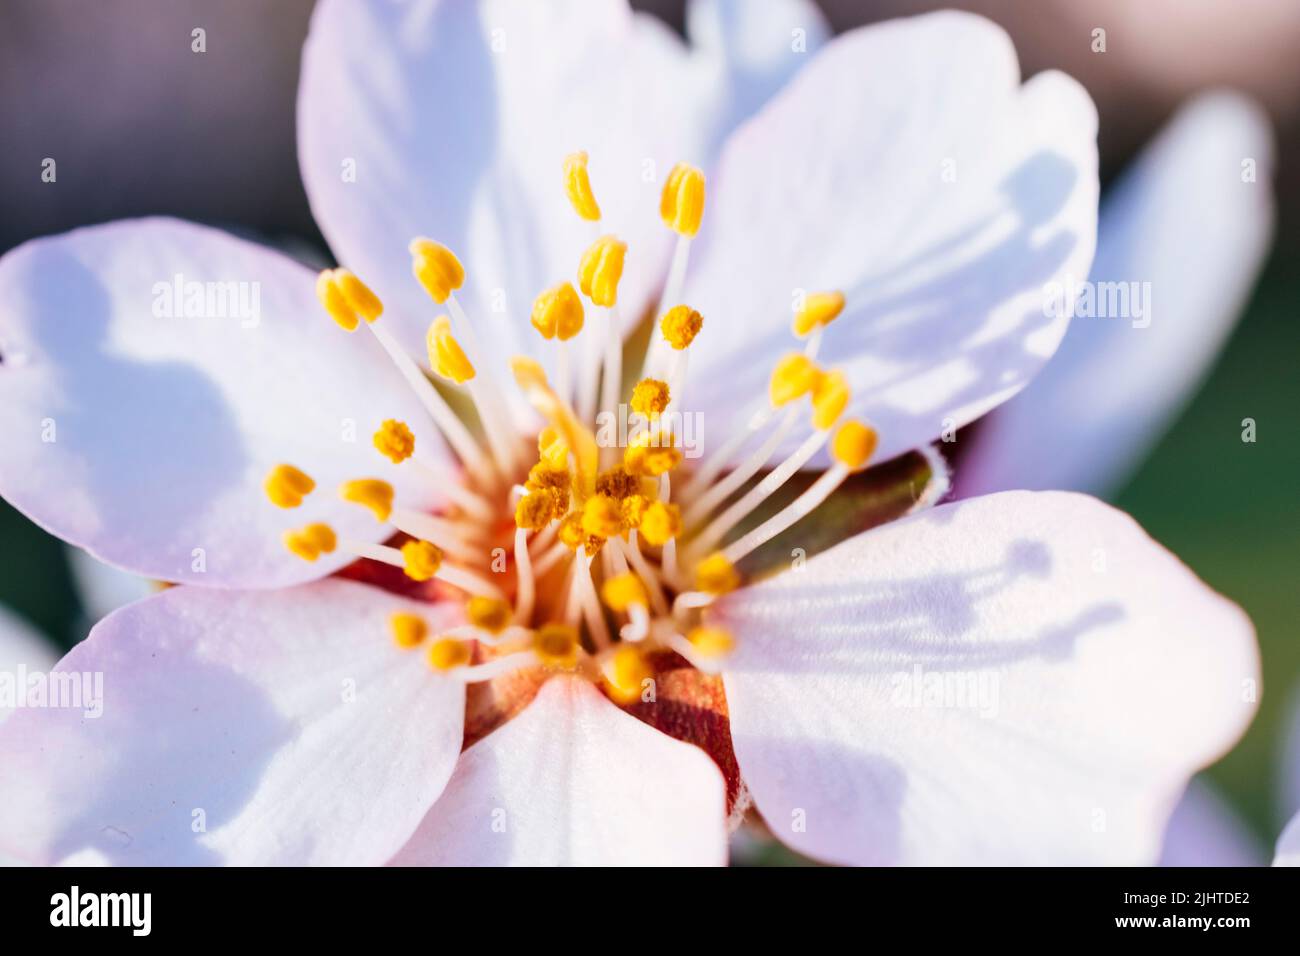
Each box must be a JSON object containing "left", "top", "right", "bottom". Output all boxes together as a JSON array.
[
  {"left": 530, "top": 281, "right": 585, "bottom": 341},
  {"left": 283, "top": 522, "right": 336, "bottom": 562},
  {"left": 625, "top": 431, "right": 682, "bottom": 477},
  {"left": 577, "top": 235, "right": 627, "bottom": 308},
  {"left": 511, "top": 357, "right": 599, "bottom": 497},
  {"left": 515, "top": 491, "right": 557, "bottom": 531},
  {"left": 595, "top": 466, "right": 643, "bottom": 500},
  {"left": 316, "top": 270, "right": 359, "bottom": 331},
  {"left": 694, "top": 552, "right": 741, "bottom": 595},
  {"left": 467, "top": 595, "right": 512, "bottom": 634},
  {"left": 410, "top": 238, "right": 465, "bottom": 304},
  {"left": 427, "top": 315, "right": 476, "bottom": 384},
  {"left": 687, "top": 626, "right": 735, "bottom": 658},
  {"left": 373, "top": 419, "right": 415, "bottom": 464},
  {"left": 811, "top": 369, "right": 850, "bottom": 431},
  {"left": 562, "top": 151, "right": 601, "bottom": 221},
  {"left": 638, "top": 501, "right": 681, "bottom": 546},
  {"left": 660, "top": 305, "right": 703, "bottom": 350},
  {"left": 660, "top": 162, "right": 705, "bottom": 237},
  {"left": 428, "top": 638, "right": 471, "bottom": 671},
  {"left": 333, "top": 268, "right": 384, "bottom": 323},
  {"left": 604, "top": 644, "right": 652, "bottom": 704},
  {"left": 830, "top": 420, "right": 878, "bottom": 472},
  {"left": 264, "top": 464, "right": 315, "bottom": 508},
  {"left": 400, "top": 539, "right": 444, "bottom": 581},
  {"left": 390, "top": 612, "right": 428, "bottom": 649},
  {"left": 538, "top": 426, "right": 569, "bottom": 469},
  {"left": 601, "top": 572, "right": 647, "bottom": 613},
  {"left": 582, "top": 494, "right": 625, "bottom": 539},
  {"left": 534, "top": 623, "right": 580, "bottom": 670},
  {"left": 630, "top": 378, "right": 670, "bottom": 418},
  {"left": 793, "top": 291, "right": 845, "bottom": 338},
  {"left": 621, "top": 493, "right": 649, "bottom": 529},
  {"left": 769, "top": 353, "right": 820, "bottom": 407},
  {"left": 339, "top": 478, "right": 394, "bottom": 522}
]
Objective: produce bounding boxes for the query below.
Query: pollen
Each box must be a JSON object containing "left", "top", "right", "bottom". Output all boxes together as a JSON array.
[
  {"left": 660, "top": 305, "right": 703, "bottom": 350},
  {"left": 830, "top": 420, "right": 879, "bottom": 472},
  {"left": 410, "top": 238, "right": 465, "bottom": 304},
  {"left": 467, "top": 595, "right": 512, "bottom": 634},
  {"left": 621, "top": 493, "right": 649, "bottom": 529},
  {"left": 625, "top": 432, "right": 682, "bottom": 477},
  {"left": 373, "top": 419, "right": 415, "bottom": 464},
  {"left": 428, "top": 638, "right": 472, "bottom": 671},
  {"left": 660, "top": 162, "right": 705, "bottom": 237},
  {"left": 769, "top": 353, "right": 820, "bottom": 407},
  {"left": 316, "top": 270, "right": 360, "bottom": 331},
  {"left": 601, "top": 572, "right": 647, "bottom": 613},
  {"left": 811, "top": 369, "right": 850, "bottom": 431},
  {"left": 687, "top": 626, "right": 735, "bottom": 658},
  {"left": 577, "top": 235, "right": 627, "bottom": 308},
  {"left": 562, "top": 151, "right": 601, "bottom": 221},
  {"left": 427, "top": 315, "right": 476, "bottom": 384},
  {"left": 333, "top": 268, "right": 384, "bottom": 323},
  {"left": 638, "top": 501, "right": 681, "bottom": 546},
  {"left": 283, "top": 522, "right": 336, "bottom": 562},
  {"left": 534, "top": 623, "right": 579, "bottom": 670},
  {"left": 630, "top": 378, "right": 670, "bottom": 417},
  {"left": 390, "top": 612, "right": 428, "bottom": 649},
  {"left": 604, "top": 644, "right": 652, "bottom": 704},
  {"left": 582, "top": 494, "right": 625, "bottom": 539},
  {"left": 400, "top": 539, "right": 444, "bottom": 581},
  {"left": 558, "top": 513, "right": 603, "bottom": 556},
  {"left": 694, "top": 552, "right": 740, "bottom": 594},
  {"left": 595, "top": 466, "right": 643, "bottom": 500},
  {"left": 538, "top": 426, "right": 570, "bottom": 470},
  {"left": 515, "top": 491, "right": 557, "bottom": 531},
  {"left": 793, "top": 291, "right": 845, "bottom": 338},
  {"left": 264, "top": 464, "right": 315, "bottom": 508},
  {"left": 530, "top": 281, "right": 585, "bottom": 341},
  {"left": 339, "top": 478, "right": 394, "bottom": 522}
]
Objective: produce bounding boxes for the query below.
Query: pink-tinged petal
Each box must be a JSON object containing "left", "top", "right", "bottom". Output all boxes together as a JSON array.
[
  {"left": 298, "top": 0, "right": 706, "bottom": 379},
  {"left": 66, "top": 546, "right": 155, "bottom": 624},
  {"left": 1277, "top": 688, "right": 1300, "bottom": 826},
  {"left": 1275, "top": 814, "right": 1300, "bottom": 867},
  {"left": 716, "top": 491, "right": 1258, "bottom": 866},
  {"left": 1158, "top": 778, "right": 1266, "bottom": 867},
  {"left": 0, "top": 604, "right": 58, "bottom": 723},
  {"left": 0, "top": 218, "right": 448, "bottom": 588},
  {"left": 681, "top": 12, "right": 1098, "bottom": 465},
  {"left": 390, "top": 676, "right": 727, "bottom": 866},
  {"left": 959, "top": 92, "right": 1275, "bottom": 498},
  {"left": 0, "top": 579, "right": 464, "bottom": 866}
]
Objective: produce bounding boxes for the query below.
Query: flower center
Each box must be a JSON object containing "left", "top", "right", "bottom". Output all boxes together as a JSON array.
[{"left": 267, "top": 151, "right": 878, "bottom": 703}]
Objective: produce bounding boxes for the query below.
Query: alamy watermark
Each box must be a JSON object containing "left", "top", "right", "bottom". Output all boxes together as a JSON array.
[
  {"left": 152, "top": 273, "right": 261, "bottom": 328},
  {"left": 595, "top": 405, "right": 704, "bottom": 458},
  {"left": 1, "top": 665, "right": 103, "bottom": 718},
  {"left": 889, "top": 664, "right": 999, "bottom": 719},
  {"left": 1043, "top": 274, "right": 1152, "bottom": 329}
]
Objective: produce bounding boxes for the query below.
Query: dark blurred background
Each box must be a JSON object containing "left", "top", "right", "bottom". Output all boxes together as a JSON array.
[{"left": 1, "top": 0, "right": 1296, "bottom": 848}]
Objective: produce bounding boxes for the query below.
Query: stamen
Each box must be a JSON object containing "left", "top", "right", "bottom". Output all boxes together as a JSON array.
[
  {"left": 614, "top": 534, "right": 670, "bottom": 617},
  {"left": 341, "top": 537, "right": 504, "bottom": 599},
  {"left": 630, "top": 378, "right": 670, "bottom": 419},
  {"left": 694, "top": 552, "right": 741, "bottom": 595},
  {"left": 793, "top": 291, "right": 845, "bottom": 338},
  {"left": 563, "top": 151, "right": 602, "bottom": 222},
  {"left": 666, "top": 626, "right": 734, "bottom": 673},
  {"left": 264, "top": 464, "right": 315, "bottom": 508},
  {"left": 533, "top": 623, "right": 580, "bottom": 670},
  {"left": 601, "top": 644, "right": 652, "bottom": 704},
  {"left": 577, "top": 235, "right": 627, "bottom": 309},
  {"left": 283, "top": 522, "right": 336, "bottom": 562},
  {"left": 390, "top": 612, "right": 428, "bottom": 649},
  {"left": 638, "top": 501, "right": 681, "bottom": 547},
  {"left": 660, "top": 163, "right": 706, "bottom": 238},
  {"left": 339, "top": 478, "right": 394, "bottom": 521},
  {"left": 409, "top": 239, "right": 465, "bottom": 304},
  {"left": 511, "top": 357, "right": 598, "bottom": 498},
  {"left": 467, "top": 595, "right": 512, "bottom": 634},
  {"left": 426, "top": 315, "right": 475, "bottom": 383},
  {"left": 373, "top": 419, "right": 416, "bottom": 464},
  {"left": 513, "top": 528, "right": 536, "bottom": 625}
]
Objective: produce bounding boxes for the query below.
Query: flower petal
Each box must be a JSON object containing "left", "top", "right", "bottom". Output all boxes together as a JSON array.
[
  {"left": 958, "top": 92, "right": 1275, "bottom": 497},
  {"left": 0, "top": 579, "right": 465, "bottom": 865},
  {"left": 390, "top": 675, "right": 727, "bottom": 865},
  {"left": 716, "top": 491, "right": 1258, "bottom": 865},
  {"left": 0, "top": 604, "right": 58, "bottom": 723},
  {"left": 0, "top": 218, "right": 448, "bottom": 588},
  {"left": 1158, "top": 778, "right": 1266, "bottom": 867},
  {"left": 1275, "top": 814, "right": 1300, "bottom": 867},
  {"left": 298, "top": 0, "right": 706, "bottom": 375},
  {"left": 681, "top": 12, "right": 1098, "bottom": 464}
]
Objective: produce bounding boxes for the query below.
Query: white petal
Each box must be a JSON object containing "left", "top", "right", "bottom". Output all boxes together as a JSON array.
[
  {"left": 959, "top": 92, "right": 1275, "bottom": 497},
  {"left": 681, "top": 12, "right": 1098, "bottom": 464},
  {"left": 0, "top": 218, "right": 448, "bottom": 588},
  {"left": 298, "top": 0, "right": 707, "bottom": 378},
  {"left": 717, "top": 491, "right": 1258, "bottom": 865},
  {"left": 1158, "top": 778, "right": 1266, "bottom": 867},
  {"left": 390, "top": 676, "right": 727, "bottom": 866},
  {"left": 1275, "top": 814, "right": 1300, "bottom": 867},
  {"left": 1280, "top": 689, "right": 1300, "bottom": 829},
  {"left": 0, "top": 579, "right": 465, "bottom": 865},
  {"left": 0, "top": 604, "right": 58, "bottom": 723}
]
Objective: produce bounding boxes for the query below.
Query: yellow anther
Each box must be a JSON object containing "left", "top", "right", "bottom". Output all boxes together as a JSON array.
[
  {"left": 339, "top": 478, "right": 394, "bottom": 522},
  {"left": 577, "top": 235, "right": 627, "bottom": 308},
  {"left": 467, "top": 596, "right": 512, "bottom": 634},
  {"left": 333, "top": 268, "right": 384, "bottom": 323},
  {"left": 427, "top": 315, "right": 476, "bottom": 384},
  {"left": 624, "top": 431, "right": 682, "bottom": 477},
  {"left": 373, "top": 419, "right": 415, "bottom": 464},
  {"left": 660, "top": 162, "right": 705, "bottom": 237},
  {"left": 511, "top": 356, "right": 549, "bottom": 392},
  {"left": 515, "top": 491, "right": 557, "bottom": 531},
  {"left": 400, "top": 539, "right": 444, "bottom": 581},
  {"left": 604, "top": 644, "right": 652, "bottom": 704},
  {"left": 660, "top": 305, "right": 703, "bottom": 350},
  {"left": 283, "top": 522, "right": 337, "bottom": 562},
  {"left": 694, "top": 552, "right": 741, "bottom": 595},
  {"left": 582, "top": 494, "right": 625, "bottom": 539},
  {"left": 264, "top": 464, "right": 315, "bottom": 509},
  {"left": 769, "top": 353, "right": 820, "bottom": 407},
  {"left": 512, "top": 356, "right": 599, "bottom": 498},
  {"left": 793, "top": 291, "right": 845, "bottom": 338},
  {"left": 630, "top": 378, "right": 670, "bottom": 418},
  {"left": 526, "top": 462, "right": 570, "bottom": 492},
  {"left": 428, "top": 638, "right": 472, "bottom": 671},
  {"left": 562, "top": 151, "right": 602, "bottom": 222},
  {"left": 538, "top": 426, "right": 569, "bottom": 469},
  {"left": 316, "top": 269, "right": 359, "bottom": 331},
  {"left": 410, "top": 238, "right": 465, "bottom": 304},
  {"left": 601, "top": 572, "right": 647, "bottom": 613},
  {"left": 811, "top": 369, "right": 850, "bottom": 431},
  {"left": 390, "top": 612, "right": 428, "bottom": 649},
  {"left": 638, "top": 500, "right": 681, "bottom": 546},
  {"left": 534, "top": 623, "right": 579, "bottom": 670},
  {"left": 687, "top": 626, "right": 735, "bottom": 659},
  {"left": 557, "top": 513, "right": 587, "bottom": 551},
  {"left": 621, "top": 493, "right": 649, "bottom": 529},
  {"left": 830, "top": 420, "right": 879, "bottom": 472},
  {"left": 530, "top": 281, "right": 585, "bottom": 341},
  {"left": 595, "top": 466, "right": 643, "bottom": 500}
]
